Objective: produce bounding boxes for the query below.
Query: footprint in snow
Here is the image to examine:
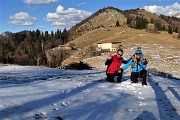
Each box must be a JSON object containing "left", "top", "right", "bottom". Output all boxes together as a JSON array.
[
  {"left": 139, "top": 102, "right": 146, "bottom": 106},
  {"left": 61, "top": 101, "right": 71, "bottom": 107},
  {"left": 133, "top": 91, "right": 137, "bottom": 93},
  {"left": 34, "top": 111, "right": 48, "bottom": 119},
  {"left": 51, "top": 103, "right": 57, "bottom": 106},
  {"left": 138, "top": 96, "right": 144, "bottom": 99},
  {"left": 61, "top": 102, "right": 68, "bottom": 107},
  {"left": 65, "top": 89, "right": 71, "bottom": 93},
  {"left": 53, "top": 108, "right": 59, "bottom": 111}
]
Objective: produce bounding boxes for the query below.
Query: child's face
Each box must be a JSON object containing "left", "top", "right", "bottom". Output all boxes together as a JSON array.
[{"left": 135, "top": 53, "right": 141, "bottom": 59}]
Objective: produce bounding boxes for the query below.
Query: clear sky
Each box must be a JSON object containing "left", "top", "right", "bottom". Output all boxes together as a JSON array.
[{"left": 0, "top": 0, "right": 179, "bottom": 34}]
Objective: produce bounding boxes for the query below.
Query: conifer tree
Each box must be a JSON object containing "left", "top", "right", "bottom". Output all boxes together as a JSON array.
[
  {"left": 155, "top": 22, "right": 162, "bottom": 31},
  {"left": 168, "top": 25, "right": 173, "bottom": 34},
  {"left": 174, "top": 26, "right": 178, "bottom": 33},
  {"left": 116, "top": 20, "right": 120, "bottom": 27},
  {"left": 61, "top": 28, "right": 68, "bottom": 43},
  {"left": 51, "top": 31, "right": 54, "bottom": 37}
]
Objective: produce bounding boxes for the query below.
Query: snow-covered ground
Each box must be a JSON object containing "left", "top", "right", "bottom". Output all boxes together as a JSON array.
[{"left": 0, "top": 64, "right": 180, "bottom": 120}]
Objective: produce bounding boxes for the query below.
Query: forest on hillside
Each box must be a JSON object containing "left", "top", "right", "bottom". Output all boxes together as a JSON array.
[{"left": 0, "top": 29, "right": 68, "bottom": 66}]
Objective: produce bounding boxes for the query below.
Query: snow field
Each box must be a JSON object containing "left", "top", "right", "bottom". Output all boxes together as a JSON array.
[{"left": 0, "top": 65, "right": 180, "bottom": 120}]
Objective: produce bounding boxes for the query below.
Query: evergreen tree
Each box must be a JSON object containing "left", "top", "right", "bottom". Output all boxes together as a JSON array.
[
  {"left": 162, "top": 25, "right": 166, "bottom": 31},
  {"left": 31, "top": 30, "right": 36, "bottom": 42},
  {"left": 61, "top": 28, "right": 68, "bottom": 43},
  {"left": 56, "top": 29, "right": 61, "bottom": 39},
  {"left": 168, "top": 25, "right": 173, "bottom": 34},
  {"left": 127, "top": 17, "right": 132, "bottom": 26},
  {"left": 116, "top": 20, "right": 120, "bottom": 27},
  {"left": 174, "top": 26, "right": 178, "bottom": 33},
  {"left": 35, "top": 29, "right": 41, "bottom": 40},
  {"left": 45, "top": 31, "right": 49, "bottom": 42},
  {"left": 51, "top": 31, "right": 54, "bottom": 37},
  {"left": 150, "top": 18, "right": 154, "bottom": 24},
  {"left": 155, "top": 22, "right": 162, "bottom": 31}
]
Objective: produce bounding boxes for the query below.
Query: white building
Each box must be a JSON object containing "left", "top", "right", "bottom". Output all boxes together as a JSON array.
[{"left": 97, "top": 39, "right": 122, "bottom": 52}]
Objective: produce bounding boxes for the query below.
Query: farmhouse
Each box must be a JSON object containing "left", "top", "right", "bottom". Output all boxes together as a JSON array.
[{"left": 97, "top": 39, "right": 122, "bottom": 52}]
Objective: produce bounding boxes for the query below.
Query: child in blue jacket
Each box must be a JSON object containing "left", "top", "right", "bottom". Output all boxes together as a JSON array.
[{"left": 121, "top": 49, "right": 148, "bottom": 85}]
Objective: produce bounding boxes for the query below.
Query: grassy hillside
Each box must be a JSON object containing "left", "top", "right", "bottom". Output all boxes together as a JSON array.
[
  {"left": 63, "top": 26, "right": 180, "bottom": 78},
  {"left": 71, "top": 26, "right": 180, "bottom": 49}
]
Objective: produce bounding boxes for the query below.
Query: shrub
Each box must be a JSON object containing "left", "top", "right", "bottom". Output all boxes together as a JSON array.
[{"left": 63, "top": 61, "right": 93, "bottom": 70}]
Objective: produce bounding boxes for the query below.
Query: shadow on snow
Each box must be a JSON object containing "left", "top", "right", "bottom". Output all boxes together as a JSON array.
[{"left": 148, "top": 77, "right": 180, "bottom": 120}]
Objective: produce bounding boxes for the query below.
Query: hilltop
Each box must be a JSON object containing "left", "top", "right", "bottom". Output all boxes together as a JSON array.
[{"left": 67, "top": 7, "right": 180, "bottom": 41}]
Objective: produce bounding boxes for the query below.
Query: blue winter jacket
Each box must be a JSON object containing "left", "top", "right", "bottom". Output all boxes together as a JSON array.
[{"left": 122, "top": 58, "right": 147, "bottom": 72}]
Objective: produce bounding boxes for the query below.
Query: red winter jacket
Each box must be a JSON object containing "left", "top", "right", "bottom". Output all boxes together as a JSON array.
[{"left": 106, "top": 55, "right": 122, "bottom": 74}]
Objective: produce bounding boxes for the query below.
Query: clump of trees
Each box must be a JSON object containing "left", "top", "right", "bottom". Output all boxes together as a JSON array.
[
  {"left": 127, "top": 14, "right": 179, "bottom": 35},
  {"left": 0, "top": 28, "right": 69, "bottom": 67},
  {"left": 127, "top": 16, "right": 148, "bottom": 29}
]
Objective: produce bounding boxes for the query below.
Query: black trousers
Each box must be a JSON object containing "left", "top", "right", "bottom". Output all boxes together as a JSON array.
[
  {"left": 131, "top": 69, "right": 147, "bottom": 85},
  {"left": 106, "top": 71, "right": 122, "bottom": 83}
]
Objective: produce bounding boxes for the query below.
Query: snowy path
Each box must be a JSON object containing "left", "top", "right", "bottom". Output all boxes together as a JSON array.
[{"left": 0, "top": 65, "right": 180, "bottom": 120}]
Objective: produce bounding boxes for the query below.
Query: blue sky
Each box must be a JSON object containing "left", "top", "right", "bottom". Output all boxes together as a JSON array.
[{"left": 0, "top": 0, "right": 179, "bottom": 34}]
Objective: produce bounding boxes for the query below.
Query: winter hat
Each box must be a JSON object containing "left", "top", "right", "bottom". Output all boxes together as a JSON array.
[{"left": 135, "top": 49, "right": 142, "bottom": 54}]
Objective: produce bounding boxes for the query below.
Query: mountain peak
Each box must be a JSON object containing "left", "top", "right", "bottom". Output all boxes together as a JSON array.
[
  {"left": 173, "top": 12, "right": 180, "bottom": 18},
  {"left": 68, "top": 6, "right": 127, "bottom": 41}
]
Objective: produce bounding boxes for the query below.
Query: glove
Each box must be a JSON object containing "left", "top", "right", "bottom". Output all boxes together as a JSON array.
[{"left": 143, "top": 58, "right": 148, "bottom": 65}]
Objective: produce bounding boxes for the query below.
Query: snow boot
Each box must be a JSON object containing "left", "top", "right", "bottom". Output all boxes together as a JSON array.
[
  {"left": 142, "top": 75, "right": 147, "bottom": 86},
  {"left": 106, "top": 77, "right": 114, "bottom": 82}
]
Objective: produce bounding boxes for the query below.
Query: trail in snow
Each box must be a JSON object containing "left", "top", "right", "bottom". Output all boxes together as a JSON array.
[{"left": 0, "top": 64, "right": 180, "bottom": 120}]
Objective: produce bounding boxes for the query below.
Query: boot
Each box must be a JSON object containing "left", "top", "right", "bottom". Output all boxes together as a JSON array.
[
  {"left": 106, "top": 77, "right": 114, "bottom": 82},
  {"left": 142, "top": 75, "right": 147, "bottom": 86}
]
